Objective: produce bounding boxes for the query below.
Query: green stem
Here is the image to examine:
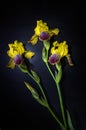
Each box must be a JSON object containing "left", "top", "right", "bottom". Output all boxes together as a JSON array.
[
  {"left": 55, "top": 64, "right": 67, "bottom": 128},
  {"left": 47, "top": 104, "right": 67, "bottom": 130},
  {"left": 56, "top": 83, "right": 67, "bottom": 128},
  {"left": 27, "top": 71, "right": 47, "bottom": 102},
  {"left": 45, "top": 45, "right": 56, "bottom": 82},
  {"left": 46, "top": 62, "right": 56, "bottom": 81}
]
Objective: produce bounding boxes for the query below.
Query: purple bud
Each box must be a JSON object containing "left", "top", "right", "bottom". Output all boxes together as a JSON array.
[
  {"left": 49, "top": 54, "right": 60, "bottom": 65},
  {"left": 14, "top": 54, "right": 23, "bottom": 65},
  {"left": 39, "top": 32, "right": 50, "bottom": 41}
]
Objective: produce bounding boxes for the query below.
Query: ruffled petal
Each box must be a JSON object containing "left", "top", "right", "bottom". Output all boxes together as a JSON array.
[
  {"left": 7, "top": 40, "right": 25, "bottom": 58},
  {"left": 51, "top": 41, "right": 68, "bottom": 59},
  {"left": 34, "top": 20, "right": 49, "bottom": 36}
]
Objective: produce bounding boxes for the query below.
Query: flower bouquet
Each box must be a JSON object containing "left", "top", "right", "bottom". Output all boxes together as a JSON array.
[{"left": 7, "top": 20, "right": 75, "bottom": 130}]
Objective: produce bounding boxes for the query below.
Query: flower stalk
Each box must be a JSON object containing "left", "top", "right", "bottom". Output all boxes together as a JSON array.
[{"left": 42, "top": 40, "right": 67, "bottom": 129}]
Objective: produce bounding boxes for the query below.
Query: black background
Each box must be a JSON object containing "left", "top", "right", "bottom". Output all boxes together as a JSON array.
[{"left": 0, "top": 1, "right": 86, "bottom": 130}]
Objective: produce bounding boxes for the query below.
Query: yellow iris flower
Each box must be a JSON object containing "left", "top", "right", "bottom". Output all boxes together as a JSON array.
[
  {"left": 7, "top": 40, "right": 35, "bottom": 69},
  {"left": 29, "top": 20, "right": 59, "bottom": 44},
  {"left": 50, "top": 41, "right": 73, "bottom": 66},
  {"left": 51, "top": 41, "right": 68, "bottom": 58}
]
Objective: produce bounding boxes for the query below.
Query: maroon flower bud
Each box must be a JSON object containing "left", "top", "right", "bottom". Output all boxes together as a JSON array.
[
  {"left": 14, "top": 54, "right": 23, "bottom": 65},
  {"left": 49, "top": 54, "right": 60, "bottom": 65},
  {"left": 39, "top": 32, "right": 50, "bottom": 41}
]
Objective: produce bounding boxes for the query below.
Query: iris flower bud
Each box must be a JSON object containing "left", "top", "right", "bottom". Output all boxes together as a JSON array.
[
  {"left": 14, "top": 54, "right": 23, "bottom": 65},
  {"left": 49, "top": 54, "right": 60, "bottom": 65},
  {"left": 39, "top": 32, "right": 50, "bottom": 41}
]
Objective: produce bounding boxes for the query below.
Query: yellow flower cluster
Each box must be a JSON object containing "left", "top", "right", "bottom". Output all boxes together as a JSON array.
[
  {"left": 6, "top": 19, "right": 74, "bottom": 130},
  {"left": 7, "top": 20, "right": 73, "bottom": 68}
]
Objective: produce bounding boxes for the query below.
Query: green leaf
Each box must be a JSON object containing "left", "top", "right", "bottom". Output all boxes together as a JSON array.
[
  {"left": 42, "top": 47, "right": 47, "bottom": 63},
  {"left": 31, "top": 70, "right": 40, "bottom": 83},
  {"left": 55, "top": 64, "right": 62, "bottom": 83},
  {"left": 24, "top": 81, "right": 39, "bottom": 100},
  {"left": 24, "top": 81, "right": 32, "bottom": 91},
  {"left": 43, "top": 41, "right": 50, "bottom": 51},
  {"left": 18, "top": 64, "right": 28, "bottom": 73},
  {"left": 24, "top": 81, "right": 47, "bottom": 107},
  {"left": 66, "top": 110, "right": 75, "bottom": 130}
]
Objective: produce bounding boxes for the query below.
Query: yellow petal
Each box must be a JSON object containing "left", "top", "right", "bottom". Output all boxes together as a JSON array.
[
  {"left": 7, "top": 48, "right": 14, "bottom": 58},
  {"left": 49, "top": 28, "right": 59, "bottom": 36},
  {"left": 53, "top": 41, "right": 59, "bottom": 47},
  {"left": 13, "top": 40, "right": 25, "bottom": 55},
  {"left": 7, "top": 40, "right": 25, "bottom": 58},
  {"left": 57, "top": 41, "right": 68, "bottom": 58},
  {"left": 34, "top": 20, "right": 49, "bottom": 36},
  {"left": 28, "top": 34, "right": 38, "bottom": 45},
  {"left": 24, "top": 51, "right": 35, "bottom": 59},
  {"left": 7, "top": 59, "right": 15, "bottom": 69},
  {"left": 51, "top": 41, "right": 68, "bottom": 59}
]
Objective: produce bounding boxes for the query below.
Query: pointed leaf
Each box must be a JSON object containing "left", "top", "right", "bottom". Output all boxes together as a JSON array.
[
  {"left": 66, "top": 110, "right": 75, "bottom": 130},
  {"left": 24, "top": 81, "right": 47, "bottom": 107},
  {"left": 42, "top": 47, "right": 47, "bottom": 63},
  {"left": 31, "top": 70, "right": 40, "bottom": 83},
  {"left": 24, "top": 81, "right": 39, "bottom": 99},
  {"left": 43, "top": 41, "right": 50, "bottom": 51},
  {"left": 55, "top": 64, "right": 62, "bottom": 83},
  {"left": 24, "top": 81, "right": 32, "bottom": 91}
]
